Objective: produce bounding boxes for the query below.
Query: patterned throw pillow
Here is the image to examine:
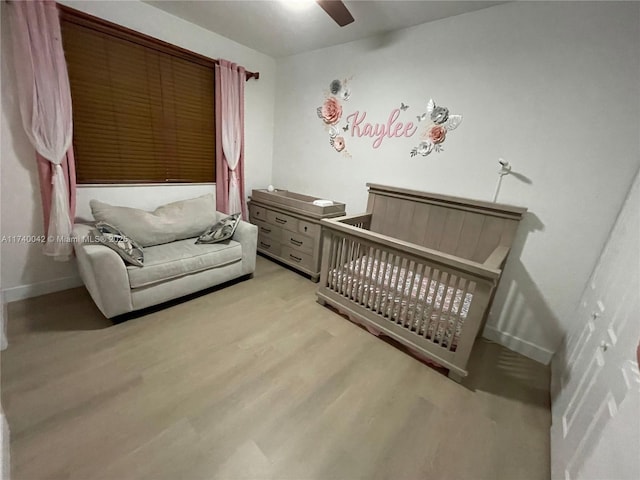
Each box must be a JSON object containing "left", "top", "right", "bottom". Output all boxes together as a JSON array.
[
  {"left": 94, "top": 222, "right": 144, "bottom": 267},
  {"left": 196, "top": 213, "right": 241, "bottom": 244}
]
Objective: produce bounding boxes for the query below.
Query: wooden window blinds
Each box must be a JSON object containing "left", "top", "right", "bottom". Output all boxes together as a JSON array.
[{"left": 60, "top": 9, "right": 216, "bottom": 184}]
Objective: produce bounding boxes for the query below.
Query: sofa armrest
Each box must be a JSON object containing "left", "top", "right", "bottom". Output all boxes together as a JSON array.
[
  {"left": 73, "top": 224, "right": 133, "bottom": 318},
  {"left": 213, "top": 213, "right": 257, "bottom": 275},
  {"left": 233, "top": 219, "right": 257, "bottom": 275}
]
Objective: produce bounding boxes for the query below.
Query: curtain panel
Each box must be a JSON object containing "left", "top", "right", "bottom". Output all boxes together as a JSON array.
[
  {"left": 8, "top": 0, "right": 76, "bottom": 260},
  {"left": 215, "top": 60, "right": 247, "bottom": 219}
]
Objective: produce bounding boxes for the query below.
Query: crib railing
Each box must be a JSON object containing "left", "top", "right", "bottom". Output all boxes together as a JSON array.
[
  {"left": 318, "top": 216, "right": 498, "bottom": 378},
  {"left": 333, "top": 213, "right": 372, "bottom": 230}
]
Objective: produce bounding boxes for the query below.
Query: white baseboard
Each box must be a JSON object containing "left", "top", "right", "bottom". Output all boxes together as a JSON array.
[
  {"left": 2, "top": 276, "right": 83, "bottom": 303},
  {"left": 482, "top": 325, "right": 554, "bottom": 365}
]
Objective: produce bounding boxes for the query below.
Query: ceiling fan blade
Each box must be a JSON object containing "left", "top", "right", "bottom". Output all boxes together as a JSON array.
[{"left": 316, "top": 0, "right": 354, "bottom": 27}]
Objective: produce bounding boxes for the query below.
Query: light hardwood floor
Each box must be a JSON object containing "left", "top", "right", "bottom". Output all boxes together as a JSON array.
[{"left": 2, "top": 256, "right": 550, "bottom": 480}]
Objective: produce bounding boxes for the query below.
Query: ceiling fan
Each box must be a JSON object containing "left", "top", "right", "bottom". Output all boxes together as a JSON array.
[{"left": 316, "top": 0, "right": 354, "bottom": 27}]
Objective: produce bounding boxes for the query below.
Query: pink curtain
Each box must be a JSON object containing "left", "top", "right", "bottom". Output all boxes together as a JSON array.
[
  {"left": 8, "top": 0, "right": 76, "bottom": 261},
  {"left": 215, "top": 60, "right": 247, "bottom": 219},
  {"left": 37, "top": 150, "right": 76, "bottom": 234}
]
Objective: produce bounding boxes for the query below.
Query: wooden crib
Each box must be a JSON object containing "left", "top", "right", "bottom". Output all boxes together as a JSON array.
[{"left": 316, "top": 184, "right": 526, "bottom": 381}]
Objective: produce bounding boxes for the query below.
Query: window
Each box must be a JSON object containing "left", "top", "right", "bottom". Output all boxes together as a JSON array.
[{"left": 60, "top": 8, "right": 215, "bottom": 183}]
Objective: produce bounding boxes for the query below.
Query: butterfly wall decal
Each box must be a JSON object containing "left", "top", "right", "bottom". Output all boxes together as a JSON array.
[
  {"left": 342, "top": 124, "right": 349, "bottom": 132},
  {"left": 400, "top": 102, "right": 409, "bottom": 111}
]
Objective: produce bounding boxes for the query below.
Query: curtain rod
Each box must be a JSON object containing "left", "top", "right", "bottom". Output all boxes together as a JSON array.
[{"left": 57, "top": 4, "right": 260, "bottom": 81}]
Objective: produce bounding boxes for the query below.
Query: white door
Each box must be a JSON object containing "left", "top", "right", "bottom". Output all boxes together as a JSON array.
[{"left": 551, "top": 173, "right": 640, "bottom": 480}]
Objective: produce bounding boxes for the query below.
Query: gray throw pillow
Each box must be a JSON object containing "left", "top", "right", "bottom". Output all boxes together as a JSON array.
[
  {"left": 196, "top": 213, "right": 241, "bottom": 244},
  {"left": 94, "top": 222, "right": 144, "bottom": 267}
]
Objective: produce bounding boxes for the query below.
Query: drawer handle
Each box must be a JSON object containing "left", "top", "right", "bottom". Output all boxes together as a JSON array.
[
  {"left": 303, "top": 226, "right": 308, "bottom": 232},
  {"left": 290, "top": 238, "right": 303, "bottom": 246},
  {"left": 261, "top": 227, "right": 271, "bottom": 234},
  {"left": 289, "top": 254, "right": 302, "bottom": 262},
  {"left": 260, "top": 241, "right": 271, "bottom": 248},
  {"left": 275, "top": 217, "right": 287, "bottom": 224}
]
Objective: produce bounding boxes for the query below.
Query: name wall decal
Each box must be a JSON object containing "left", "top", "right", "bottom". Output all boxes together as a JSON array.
[
  {"left": 346, "top": 109, "right": 417, "bottom": 149},
  {"left": 316, "top": 78, "right": 463, "bottom": 158}
]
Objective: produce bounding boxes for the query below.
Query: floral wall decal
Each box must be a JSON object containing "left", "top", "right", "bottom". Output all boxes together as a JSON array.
[
  {"left": 411, "top": 99, "right": 463, "bottom": 157},
  {"left": 317, "top": 78, "right": 352, "bottom": 156},
  {"left": 316, "top": 80, "right": 463, "bottom": 158},
  {"left": 319, "top": 97, "right": 342, "bottom": 125}
]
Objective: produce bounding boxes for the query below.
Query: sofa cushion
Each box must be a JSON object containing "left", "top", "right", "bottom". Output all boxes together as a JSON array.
[
  {"left": 126, "top": 237, "right": 242, "bottom": 288},
  {"left": 90, "top": 194, "right": 216, "bottom": 247}
]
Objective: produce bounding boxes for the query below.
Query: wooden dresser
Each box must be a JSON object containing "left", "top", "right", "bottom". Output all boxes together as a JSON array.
[{"left": 248, "top": 189, "right": 345, "bottom": 282}]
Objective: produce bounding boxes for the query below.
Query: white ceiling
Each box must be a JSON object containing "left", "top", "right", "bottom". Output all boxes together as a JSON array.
[{"left": 145, "top": 1, "right": 506, "bottom": 58}]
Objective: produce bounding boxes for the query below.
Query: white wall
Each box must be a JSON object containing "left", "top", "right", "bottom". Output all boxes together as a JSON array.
[
  {"left": 272, "top": 1, "right": 640, "bottom": 361},
  {"left": 0, "top": 0, "right": 276, "bottom": 300}
]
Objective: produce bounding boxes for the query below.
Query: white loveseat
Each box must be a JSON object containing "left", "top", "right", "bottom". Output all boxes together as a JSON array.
[{"left": 72, "top": 194, "right": 257, "bottom": 318}]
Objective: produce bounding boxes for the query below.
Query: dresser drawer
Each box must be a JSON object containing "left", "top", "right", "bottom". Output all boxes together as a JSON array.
[
  {"left": 266, "top": 210, "right": 297, "bottom": 232},
  {"left": 281, "top": 246, "right": 314, "bottom": 271},
  {"left": 298, "top": 219, "right": 320, "bottom": 237},
  {"left": 258, "top": 223, "right": 280, "bottom": 239},
  {"left": 258, "top": 235, "right": 281, "bottom": 256},
  {"left": 249, "top": 204, "right": 267, "bottom": 223},
  {"left": 281, "top": 230, "right": 314, "bottom": 255}
]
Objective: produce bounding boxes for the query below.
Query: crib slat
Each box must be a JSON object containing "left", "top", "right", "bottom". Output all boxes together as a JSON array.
[
  {"left": 374, "top": 250, "right": 389, "bottom": 314},
  {"left": 374, "top": 251, "right": 389, "bottom": 314},
  {"left": 442, "top": 275, "right": 463, "bottom": 349},
  {"left": 352, "top": 245, "right": 366, "bottom": 302},
  {"left": 423, "top": 270, "right": 447, "bottom": 341},
  {"left": 346, "top": 237, "right": 357, "bottom": 296},
  {"left": 398, "top": 258, "right": 413, "bottom": 326},
  {"left": 379, "top": 253, "right": 395, "bottom": 317},
  {"left": 363, "top": 247, "right": 379, "bottom": 309},
  {"left": 328, "top": 235, "right": 338, "bottom": 290},
  {"left": 380, "top": 254, "right": 399, "bottom": 317},
  {"left": 414, "top": 265, "right": 432, "bottom": 335},
  {"left": 429, "top": 270, "right": 450, "bottom": 344},
  {"left": 403, "top": 262, "right": 422, "bottom": 330},
  {"left": 348, "top": 240, "right": 360, "bottom": 299},
  {"left": 391, "top": 255, "right": 406, "bottom": 322},
  {"left": 322, "top": 232, "right": 336, "bottom": 289},
  {"left": 398, "top": 260, "right": 417, "bottom": 327},
  {"left": 335, "top": 236, "right": 348, "bottom": 294},
  {"left": 386, "top": 256, "right": 401, "bottom": 321},
  {"left": 391, "top": 257, "right": 409, "bottom": 323},
  {"left": 372, "top": 248, "right": 384, "bottom": 310},
  {"left": 331, "top": 235, "right": 342, "bottom": 291},
  {"left": 450, "top": 277, "right": 472, "bottom": 351},
  {"left": 419, "top": 267, "right": 438, "bottom": 338},
  {"left": 331, "top": 235, "right": 342, "bottom": 292},
  {"left": 361, "top": 246, "right": 373, "bottom": 302},
  {"left": 435, "top": 273, "right": 458, "bottom": 347},
  {"left": 352, "top": 244, "right": 368, "bottom": 301}
]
